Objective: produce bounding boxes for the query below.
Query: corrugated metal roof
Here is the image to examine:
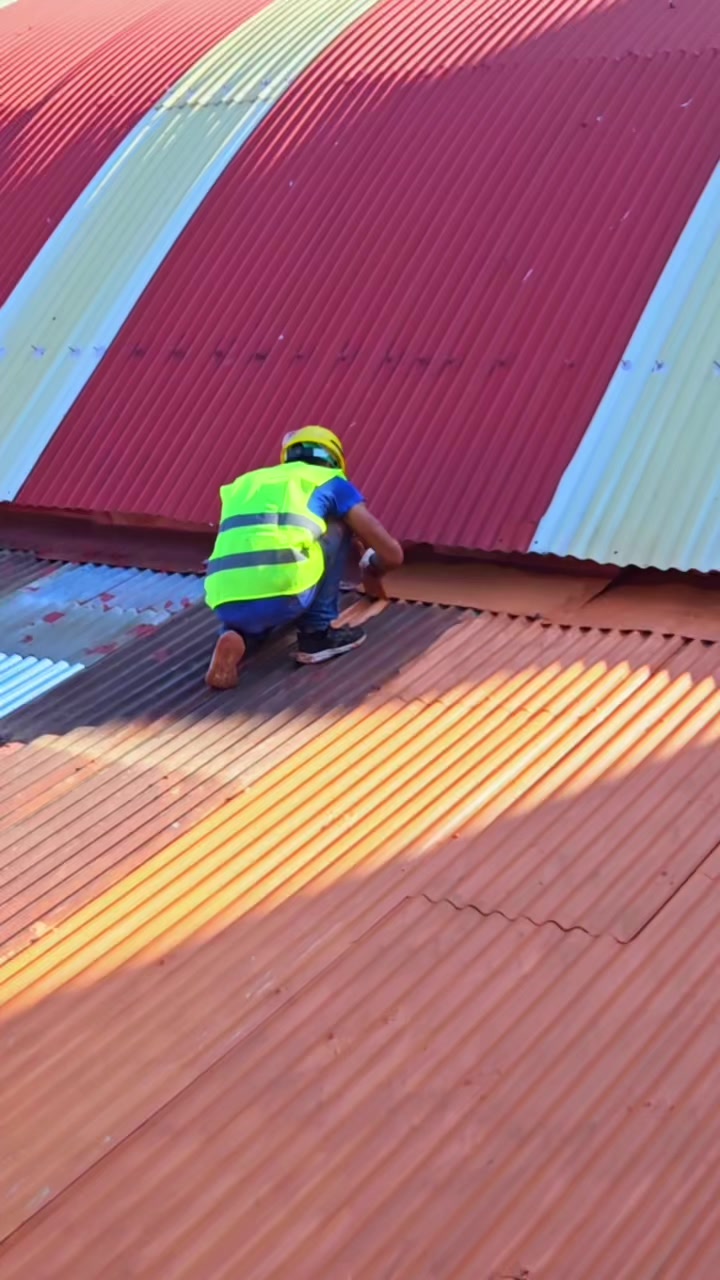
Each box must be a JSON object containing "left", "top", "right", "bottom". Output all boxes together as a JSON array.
[
  {"left": 4, "top": 0, "right": 713, "bottom": 308},
  {"left": 0, "top": 654, "right": 83, "bottom": 717},
  {"left": 1, "top": 598, "right": 720, "bottom": 1257},
  {"left": 0, "top": 548, "right": 57, "bottom": 598},
  {"left": 0, "top": 0, "right": 386, "bottom": 500},
  {"left": 6, "top": 601, "right": 720, "bottom": 946},
  {"left": 0, "top": 557, "right": 204, "bottom": 615},
  {"left": 1, "top": 650, "right": 717, "bottom": 1280},
  {"left": 533, "top": 159, "right": 720, "bottom": 572},
  {"left": 15, "top": 880, "right": 717, "bottom": 1280},
  {"left": 4, "top": 879, "right": 720, "bottom": 1279},
  {"left": 0, "top": 0, "right": 275, "bottom": 305},
  {"left": 20, "top": 23, "right": 720, "bottom": 559},
  {"left": 0, "top": 551, "right": 203, "bottom": 717}
]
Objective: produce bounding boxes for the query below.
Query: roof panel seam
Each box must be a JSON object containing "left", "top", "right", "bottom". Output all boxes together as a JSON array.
[{"left": 417, "top": 891, "right": 597, "bottom": 939}]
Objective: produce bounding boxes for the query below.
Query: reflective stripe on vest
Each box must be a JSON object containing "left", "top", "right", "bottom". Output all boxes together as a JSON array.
[
  {"left": 204, "top": 461, "right": 343, "bottom": 609},
  {"left": 218, "top": 512, "right": 320, "bottom": 537},
  {"left": 206, "top": 548, "right": 308, "bottom": 575}
]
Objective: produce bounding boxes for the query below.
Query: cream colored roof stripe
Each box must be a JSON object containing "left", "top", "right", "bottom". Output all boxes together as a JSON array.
[
  {"left": 533, "top": 161, "right": 720, "bottom": 572},
  {"left": 0, "top": 0, "right": 383, "bottom": 500}
]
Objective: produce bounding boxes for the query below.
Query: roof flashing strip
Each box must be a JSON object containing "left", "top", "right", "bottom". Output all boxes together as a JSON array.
[
  {"left": 0, "top": 0, "right": 383, "bottom": 502},
  {"left": 532, "top": 159, "right": 720, "bottom": 572}
]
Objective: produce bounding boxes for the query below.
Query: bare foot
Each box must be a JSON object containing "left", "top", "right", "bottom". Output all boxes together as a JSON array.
[{"left": 205, "top": 632, "right": 246, "bottom": 690}]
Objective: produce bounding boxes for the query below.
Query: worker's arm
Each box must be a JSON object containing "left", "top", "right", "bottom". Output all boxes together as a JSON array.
[{"left": 345, "top": 503, "right": 404, "bottom": 571}]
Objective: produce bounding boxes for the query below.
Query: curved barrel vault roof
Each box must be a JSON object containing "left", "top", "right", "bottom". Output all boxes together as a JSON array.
[{"left": 1, "top": 0, "right": 720, "bottom": 566}]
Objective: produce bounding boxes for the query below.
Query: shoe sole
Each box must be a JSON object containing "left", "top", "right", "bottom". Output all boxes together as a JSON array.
[
  {"left": 295, "top": 633, "right": 367, "bottom": 665},
  {"left": 205, "top": 632, "right": 246, "bottom": 689}
]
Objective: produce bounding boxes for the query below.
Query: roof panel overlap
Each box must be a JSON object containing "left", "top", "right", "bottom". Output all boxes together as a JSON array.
[
  {"left": 1, "top": 588, "right": 720, "bottom": 1259},
  {"left": 0, "top": 0, "right": 274, "bottom": 304},
  {"left": 0, "top": 0, "right": 386, "bottom": 500},
  {"left": 0, "top": 552, "right": 204, "bottom": 717},
  {"left": 1, "top": 868, "right": 720, "bottom": 1277},
  {"left": 19, "top": 39, "right": 720, "bottom": 556},
  {"left": 534, "top": 158, "right": 720, "bottom": 570}
]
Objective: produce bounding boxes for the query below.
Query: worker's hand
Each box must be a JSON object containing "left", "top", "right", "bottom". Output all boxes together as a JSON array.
[{"left": 359, "top": 549, "right": 387, "bottom": 600}]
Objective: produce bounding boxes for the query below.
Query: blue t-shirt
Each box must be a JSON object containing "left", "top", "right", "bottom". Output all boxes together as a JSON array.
[
  {"left": 216, "top": 473, "right": 364, "bottom": 633},
  {"left": 306, "top": 476, "right": 364, "bottom": 523}
]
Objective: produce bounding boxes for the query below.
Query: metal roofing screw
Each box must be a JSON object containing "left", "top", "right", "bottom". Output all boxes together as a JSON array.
[{"left": 621, "top": 359, "right": 632, "bottom": 371}]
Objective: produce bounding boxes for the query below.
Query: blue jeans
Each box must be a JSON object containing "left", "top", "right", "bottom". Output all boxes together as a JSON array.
[{"left": 216, "top": 521, "right": 350, "bottom": 642}]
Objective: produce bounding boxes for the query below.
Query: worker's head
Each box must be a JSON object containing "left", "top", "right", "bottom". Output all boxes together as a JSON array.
[{"left": 280, "top": 426, "right": 346, "bottom": 474}]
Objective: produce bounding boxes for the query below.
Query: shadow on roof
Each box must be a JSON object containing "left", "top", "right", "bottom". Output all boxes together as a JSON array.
[{"left": 1, "top": 710, "right": 719, "bottom": 1272}]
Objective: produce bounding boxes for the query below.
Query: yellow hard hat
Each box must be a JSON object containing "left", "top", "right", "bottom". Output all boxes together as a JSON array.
[{"left": 281, "top": 425, "right": 346, "bottom": 474}]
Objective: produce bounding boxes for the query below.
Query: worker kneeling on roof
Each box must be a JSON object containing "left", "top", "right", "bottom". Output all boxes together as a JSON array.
[{"left": 204, "top": 426, "right": 404, "bottom": 689}]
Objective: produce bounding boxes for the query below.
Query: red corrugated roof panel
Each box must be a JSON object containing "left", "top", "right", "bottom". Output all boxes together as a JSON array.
[
  {"left": 2, "top": 872, "right": 720, "bottom": 1276},
  {"left": 0, "top": 0, "right": 272, "bottom": 304},
  {"left": 18, "top": 3, "right": 720, "bottom": 552},
  {"left": 2, "top": 591, "right": 720, "bottom": 1263}
]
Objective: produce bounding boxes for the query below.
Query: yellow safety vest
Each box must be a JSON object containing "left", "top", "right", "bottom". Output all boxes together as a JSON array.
[{"left": 204, "top": 461, "right": 343, "bottom": 609}]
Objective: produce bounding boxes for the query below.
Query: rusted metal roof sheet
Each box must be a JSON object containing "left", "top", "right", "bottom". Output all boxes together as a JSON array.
[
  {"left": 3, "top": 603, "right": 718, "bottom": 948},
  {"left": 18, "top": 10, "right": 720, "bottom": 563},
  {"left": 1, "top": 854, "right": 720, "bottom": 1276},
  {"left": 1, "top": 597, "right": 720, "bottom": 1263}
]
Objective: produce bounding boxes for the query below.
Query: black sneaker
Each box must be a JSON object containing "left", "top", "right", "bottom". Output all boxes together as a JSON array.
[{"left": 296, "top": 625, "right": 366, "bottom": 665}]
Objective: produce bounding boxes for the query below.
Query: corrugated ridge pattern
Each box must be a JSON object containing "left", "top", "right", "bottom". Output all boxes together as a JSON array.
[
  {"left": 0, "top": 0, "right": 389, "bottom": 499},
  {"left": 21, "top": 32, "right": 720, "bottom": 554},
  {"left": 0, "top": 552, "right": 204, "bottom": 717},
  {"left": 5, "top": 599, "right": 719, "bottom": 950},
  {"left": 2, "top": 862, "right": 720, "bottom": 1276},
  {"left": 0, "top": 654, "right": 83, "bottom": 718},
  {"left": 1, "top": 602, "right": 720, "bottom": 1245},
  {"left": 0, "top": 557, "right": 204, "bottom": 614},
  {"left": 0, "top": 549, "right": 57, "bottom": 598},
  {"left": 533, "top": 159, "right": 720, "bottom": 571},
  {"left": 0, "top": 601, "right": 452, "bottom": 953},
  {"left": 0, "top": 0, "right": 275, "bottom": 304}
]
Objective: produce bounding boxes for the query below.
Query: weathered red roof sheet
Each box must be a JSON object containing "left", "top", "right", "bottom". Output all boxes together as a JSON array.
[
  {"left": 0, "top": 0, "right": 272, "bottom": 305},
  {"left": 1, "top": 585, "right": 720, "bottom": 1273},
  {"left": 17, "top": 3, "right": 720, "bottom": 552}
]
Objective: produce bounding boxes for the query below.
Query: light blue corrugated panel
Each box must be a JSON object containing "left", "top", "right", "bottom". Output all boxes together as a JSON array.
[
  {"left": 3, "top": 560, "right": 204, "bottom": 613},
  {"left": 0, "top": 654, "right": 84, "bottom": 719},
  {"left": 0, "top": 555, "right": 205, "bottom": 716},
  {"left": 533, "top": 160, "right": 720, "bottom": 571},
  {"left": 0, "top": 602, "right": 167, "bottom": 664},
  {"left": 71, "top": 565, "right": 205, "bottom": 613},
  {"left": 0, "top": 558, "right": 205, "bottom": 659}
]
